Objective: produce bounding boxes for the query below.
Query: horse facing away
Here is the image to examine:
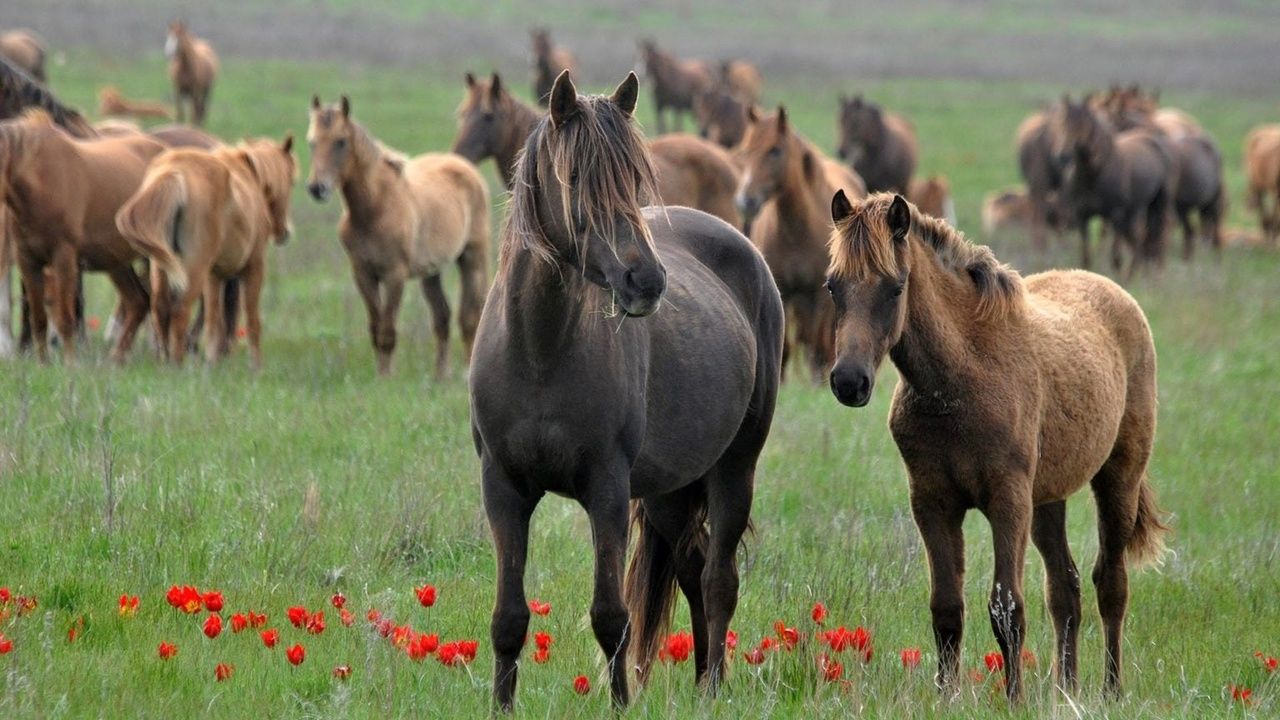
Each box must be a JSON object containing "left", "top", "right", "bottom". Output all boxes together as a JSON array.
[
  {"left": 529, "top": 28, "right": 576, "bottom": 107},
  {"left": 1245, "top": 124, "right": 1280, "bottom": 245},
  {"left": 637, "top": 40, "right": 713, "bottom": 134},
  {"left": 116, "top": 135, "right": 295, "bottom": 367},
  {"left": 825, "top": 191, "right": 1167, "bottom": 702},
  {"left": 469, "top": 70, "right": 783, "bottom": 710},
  {"left": 837, "top": 95, "right": 917, "bottom": 194},
  {"left": 165, "top": 21, "right": 218, "bottom": 126},
  {"left": 308, "top": 95, "right": 489, "bottom": 378}
]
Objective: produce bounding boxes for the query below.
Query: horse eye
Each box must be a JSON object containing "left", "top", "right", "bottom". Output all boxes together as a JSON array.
[
  {"left": 767, "top": 146, "right": 782, "bottom": 158},
  {"left": 892, "top": 283, "right": 905, "bottom": 297},
  {"left": 823, "top": 279, "right": 834, "bottom": 295},
  {"left": 334, "top": 138, "right": 346, "bottom": 150}
]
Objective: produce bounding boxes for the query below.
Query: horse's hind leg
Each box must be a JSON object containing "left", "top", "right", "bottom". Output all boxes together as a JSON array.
[
  {"left": 16, "top": 253, "right": 49, "bottom": 363},
  {"left": 1178, "top": 208, "right": 1196, "bottom": 261},
  {"left": 639, "top": 488, "right": 710, "bottom": 683},
  {"left": 1090, "top": 457, "right": 1141, "bottom": 697},
  {"left": 702, "top": 461, "right": 758, "bottom": 693},
  {"left": 421, "top": 274, "right": 451, "bottom": 381},
  {"left": 581, "top": 474, "right": 633, "bottom": 707},
  {"left": 481, "top": 459, "right": 540, "bottom": 712},
  {"left": 241, "top": 260, "right": 265, "bottom": 370},
  {"left": 106, "top": 265, "right": 151, "bottom": 364},
  {"left": 201, "top": 277, "right": 227, "bottom": 364},
  {"left": 1030, "top": 500, "right": 1081, "bottom": 692},
  {"left": 49, "top": 244, "right": 79, "bottom": 362}
]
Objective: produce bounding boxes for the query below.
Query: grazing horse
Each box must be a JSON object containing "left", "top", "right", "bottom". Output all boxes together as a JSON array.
[
  {"left": 98, "top": 85, "right": 173, "bottom": 121},
  {"left": 117, "top": 135, "right": 295, "bottom": 367},
  {"left": 1052, "top": 96, "right": 1173, "bottom": 278},
  {"left": 692, "top": 87, "right": 748, "bottom": 150},
  {"left": 735, "top": 105, "right": 865, "bottom": 380},
  {"left": 836, "top": 95, "right": 917, "bottom": 194},
  {"left": 825, "top": 190, "right": 1167, "bottom": 702},
  {"left": 307, "top": 95, "right": 489, "bottom": 377},
  {"left": 0, "top": 30, "right": 46, "bottom": 82},
  {"left": 165, "top": 21, "right": 218, "bottom": 126},
  {"left": 637, "top": 40, "right": 712, "bottom": 134},
  {"left": 1245, "top": 124, "right": 1280, "bottom": 245},
  {"left": 720, "top": 60, "right": 762, "bottom": 105},
  {"left": 529, "top": 28, "right": 576, "bottom": 107},
  {"left": 0, "top": 110, "right": 165, "bottom": 362},
  {"left": 470, "top": 70, "right": 782, "bottom": 711},
  {"left": 907, "top": 174, "right": 955, "bottom": 226},
  {"left": 1168, "top": 135, "right": 1224, "bottom": 259}
]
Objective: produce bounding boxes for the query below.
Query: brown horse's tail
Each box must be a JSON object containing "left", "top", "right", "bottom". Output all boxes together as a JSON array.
[
  {"left": 1127, "top": 474, "right": 1170, "bottom": 568},
  {"left": 116, "top": 170, "right": 189, "bottom": 293}
]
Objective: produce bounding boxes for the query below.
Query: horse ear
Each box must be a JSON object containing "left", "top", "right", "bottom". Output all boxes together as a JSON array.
[
  {"left": 465, "top": 72, "right": 476, "bottom": 88},
  {"left": 311, "top": 94, "right": 321, "bottom": 110},
  {"left": 831, "top": 188, "right": 854, "bottom": 223},
  {"left": 549, "top": 70, "right": 579, "bottom": 128},
  {"left": 611, "top": 72, "right": 640, "bottom": 117},
  {"left": 490, "top": 72, "right": 503, "bottom": 98},
  {"left": 282, "top": 133, "right": 294, "bottom": 154},
  {"left": 887, "top": 194, "right": 911, "bottom": 243},
  {"left": 340, "top": 95, "right": 351, "bottom": 119},
  {"left": 776, "top": 105, "right": 788, "bottom": 133}
]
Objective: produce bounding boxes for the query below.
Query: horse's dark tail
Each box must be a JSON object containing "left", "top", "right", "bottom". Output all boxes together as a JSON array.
[{"left": 1127, "top": 474, "right": 1170, "bottom": 568}]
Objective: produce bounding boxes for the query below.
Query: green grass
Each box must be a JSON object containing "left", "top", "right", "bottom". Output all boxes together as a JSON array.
[{"left": 2, "top": 49, "right": 1279, "bottom": 718}]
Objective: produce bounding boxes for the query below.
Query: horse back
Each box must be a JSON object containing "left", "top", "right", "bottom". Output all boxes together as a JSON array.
[{"left": 402, "top": 152, "right": 490, "bottom": 269}]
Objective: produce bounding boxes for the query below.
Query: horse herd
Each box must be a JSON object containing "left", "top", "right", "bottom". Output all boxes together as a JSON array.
[{"left": 14, "top": 20, "right": 1280, "bottom": 711}]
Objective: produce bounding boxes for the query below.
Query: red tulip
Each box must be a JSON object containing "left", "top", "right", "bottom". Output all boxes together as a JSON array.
[
  {"left": 900, "top": 647, "right": 922, "bottom": 669},
  {"left": 286, "top": 644, "right": 305, "bottom": 666},
  {"left": 533, "top": 647, "right": 550, "bottom": 664},
  {"left": 202, "top": 614, "right": 222, "bottom": 639},
  {"left": 340, "top": 608, "right": 354, "bottom": 627},
  {"left": 573, "top": 675, "right": 590, "bottom": 695},
  {"left": 438, "top": 640, "right": 477, "bottom": 667},
  {"left": 725, "top": 630, "right": 739, "bottom": 651},
  {"left": 818, "top": 652, "right": 844, "bottom": 681},
  {"left": 333, "top": 665, "right": 352, "bottom": 680},
  {"left": 366, "top": 609, "right": 382, "bottom": 623},
  {"left": 17, "top": 596, "right": 36, "bottom": 615},
  {"left": 287, "top": 606, "right": 308, "bottom": 628},
  {"left": 214, "top": 663, "right": 234, "bottom": 682},
  {"left": 407, "top": 634, "right": 433, "bottom": 661},
  {"left": 391, "top": 624, "right": 413, "bottom": 647},
  {"left": 248, "top": 611, "right": 267, "bottom": 628},
  {"left": 0, "top": 587, "right": 9, "bottom": 604},
  {"left": 230, "top": 614, "right": 248, "bottom": 633},
  {"left": 1257, "top": 652, "right": 1278, "bottom": 673},
  {"left": 811, "top": 602, "right": 828, "bottom": 625},
  {"left": 984, "top": 651, "right": 1004, "bottom": 673},
  {"left": 331, "top": 592, "right": 346, "bottom": 609},
  {"left": 535, "top": 631, "right": 553, "bottom": 651},
  {"left": 660, "top": 631, "right": 694, "bottom": 663},
  {"left": 118, "top": 595, "right": 140, "bottom": 617},
  {"left": 158, "top": 641, "right": 178, "bottom": 660},
  {"left": 1021, "top": 648, "right": 1037, "bottom": 669},
  {"left": 459, "top": 640, "right": 479, "bottom": 662},
  {"left": 415, "top": 585, "right": 437, "bottom": 608},
  {"left": 166, "top": 585, "right": 202, "bottom": 614},
  {"left": 202, "top": 591, "right": 224, "bottom": 613},
  {"left": 744, "top": 647, "right": 766, "bottom": 665},
  {"left": 306, "top": 611, "right": 326, "bottom": 635},
  {"left": 528, "top": 599, "right": 551, "bottom": 616},
  {"left": 261, "top": 629, "right": 279, "bottom": 648},
  {"left": 773, "top": 621, "right": 799, "bottom": 650},
  {"left": 1230, "top": 684, "right": 1253, "bottom": 705},
  {"left": 0, "top": 635, "right": 13, "bottom": 655}
]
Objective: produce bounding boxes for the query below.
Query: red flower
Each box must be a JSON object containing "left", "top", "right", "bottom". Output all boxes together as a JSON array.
[
  {"left": 528, "top": 599, "right": 551, "bottom": 616},
  {"left": 773, "top": 621, "right": 800, "bottom": 650},
  {"left": 248, "top": 611, "right": 267, "bottom": 628},
  {"left": 459, "top": 640, "right": 479, "bottom": 662},
  {"left": 118, "top": 595, "right": 140, "bottom": 617},
  {"left": 340, "top": 608, "right": 354, "bottom": 627},
  {"left": 333, "top": 665, "right": 352, "bottom": 680},
  {"left": 660, "top": 631, "right": 694, "bottom": 663},
  {"left": 17, "top": 596, "right": 36, "bottom": 615},
  {"left": 306, "top": 611, "right": 326, "bottom": 635},
  {"left": 366, "top": 609, "right": 382, "bottom": 623},
  {"left": 744, "top": 647, "right": 766, "bottom": 665},
  {"left": 968, "top": 668, "right": 986, "bottom": 683},
  {"left": 391, "top": 624, "right": 413, "bottom": 647},
  {"left": 573, "top": 675, "right": 590, "bottom": 695},
  {"left": 87, "top": 316, "right": 101, "bottom": 332},
  {"left": 415, "top": 585, "right": 437, "bottom": 608},
  {"left": 818, "top": 652, "right": 844, "bottom": 681},
  {"left": 0, "top": 587, "right": 9, "bottom": 604},
  {"left": 533, "top": 647, "right": 550, "bottom": 664},
  {"left": 203, "top": 614, "right": 223, "bottom": 639},
  {"left": 1021, "top": 648, "right": 1037, "bottom": 669},
  {"left": 407, "top": 633, "right": 433, "bottom": 661},
  {"left": 438, "top": 641, "right": 474, "bottom": 667},
  {"left": 158, "top": 641, "right": 178, "bottom": 660},
  {"left": 261, "top": 629, "right": 279, "bottom": 648},
  {"left": 1230, "top": 684, "right": 1253, "bottom": 705},
  {"left": 286, "top": 644, "right": 305, "bottom": 666},
  {"left": 230, "top": 614, "right": 248, "bottom": 633},
  {"left": 811, "top": 602, "right": 828, "bottom": 625},
  {"left": 67, "top": 617, "right": 84, "bottom": 643},
  {"left": 166, "top": 585, "right": 202, "bottom": 614},
  {"left": 725, "top": 630, "right": 739, "bottom": 651},
  {"left": 759, "top": 636, "right": 779, "bottom": 652},
  {"left": 0, "top": 635, "right": 13, "bottom": 655},
  {"left": 1257, "top": 652, "right": 1278, "bottom": 673},
  {"left": 820, "top": 626, "right": 870, "bottom": 653},
  {"left": 202, "top": 591, "right": 224, "bottom": 613},
  {"left": 287, "top": 606, "right": 309, "bottom": 628},
  {"left": 331, "top": 592, "right": 346, "bottom": 609},
  {"left": 984, "top": 651, "right": 1004, "bottom": 673},
  {"left": 535, "top": 632, "right": 553, "bottom": 652},
  {"left": 900, "top": 647, "right": 922, "bottom": 669},
  {"left": 214, "top": 663, "right": 234, "bottom": 682},
  {"left": 860, "top": 644, "right": 874, "bottom": 663}
]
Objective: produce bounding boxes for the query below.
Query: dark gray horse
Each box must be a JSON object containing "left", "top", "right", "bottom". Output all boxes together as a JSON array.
[
  {"left": 469, "top": 70, "right": 783, "bottom": 711},
  {"left": 836, "top": 95, "right": 917, "bottom": 194}
]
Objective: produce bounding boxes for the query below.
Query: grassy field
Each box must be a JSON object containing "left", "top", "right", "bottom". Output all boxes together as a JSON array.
[{"left": 1, "top": 30, "right": 1279, "bottom": 720}]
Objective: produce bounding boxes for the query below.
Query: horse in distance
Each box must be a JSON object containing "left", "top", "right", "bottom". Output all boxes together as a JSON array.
[{"left": 165, "top": 21, "right": 218, "bottom": 126}]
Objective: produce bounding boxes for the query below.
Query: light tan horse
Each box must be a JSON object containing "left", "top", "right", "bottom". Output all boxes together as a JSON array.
[
  {"left": 826, "top": 191, "right": 1166, "bottom": 702},
  {"left": 307, "top": 95, "right": 489, "bottom": 377},
  {"left": 99, "top": 85, "right": 173, "bottom": 121},
  {"left": 650, "top": 133, "right": 742, "bottom": 229},
  {"left": 1245, "top": 124, "right": 1280, "bottom": 244},
  {"left": 0, "top": 109, "right": 165, "bottom": 362},
  {"left": 0, "top": 30, "right": 46, "bottom": 82},
  {"left": 734, "top": 105, "right": 865, "bottom": 380},
  {"left": 165, "top": 21, "right": 218, "bottom": 126},
  {"left": 116, "top": 135, "right": 295, "bottom": 367}
]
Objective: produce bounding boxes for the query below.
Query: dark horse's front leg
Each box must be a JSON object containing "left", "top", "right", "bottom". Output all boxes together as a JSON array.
[
  {"left": 582, "top": 471, "right": 633, "bottom": 708},
  {"left": 911, "top": 491, "right": 966, "bottom": 693},
  {"left": 985, "top": 483, "right": 1032, "bottom": 703},
  {"left": 482, "top": 458, "right": 539, "bottom": 712}
]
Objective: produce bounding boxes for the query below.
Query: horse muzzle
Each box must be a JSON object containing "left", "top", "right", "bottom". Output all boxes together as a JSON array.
[
  {"left": 617, "top": 265, "right": 667, "bottom": 318},
  {"left": 307, "top": 182, "right": 331, "bottom": 203},
  {"left": 830, "top": 364, "right": 874, "bottom": 408}
]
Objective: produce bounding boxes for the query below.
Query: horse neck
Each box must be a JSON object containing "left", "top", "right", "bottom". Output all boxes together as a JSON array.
[
  {"left": 497, "top": 101, "right": 539, "bottom": 187},
  {"left": 889, "top": 240, "right": 985, "bottom": 397},
  {"left": 773, "top": 144, "right": 829, "bottom": 238},
  {"left": 175, "top": 35, "right": 197, "bottom": 71},
  {"left": 339, "top": 129, "right": 395, "bottom": 225},
  {"left": 497, "top": 248, "right": 608, "bottom": 372}
]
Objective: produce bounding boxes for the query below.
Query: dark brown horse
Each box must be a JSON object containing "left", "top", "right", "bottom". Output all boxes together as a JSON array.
[
  {"left": 469, "top": 71, "right": 782, "bottom": 711},
  {"left": 1015, "top": 106, "right": 1068, "bottom": 250},
  {"left": 825, "top": 191, "right": 1167, "bottom": 702},
  {"left": 692, "top": 87, "right": 748, "bottom": 149},
  {"left": 836, "top": 95, "right": 917, "bottom": 194},
  {"left": 452, "top": 72, "right": 541, "bottom": 188},
  {"left": 637, "top": 40, "right": 712, "bottom": 134},
  {"left": 529, "top": 28, "right": 576, "bottom": 107},
  {"left": 720, "top": 59, "right": 762, "bottom": 105}
]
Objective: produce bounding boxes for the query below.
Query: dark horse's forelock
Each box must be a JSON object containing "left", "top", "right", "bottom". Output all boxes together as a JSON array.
[{"left": 502, "top": 94, "right": 660, "bottom": 268}]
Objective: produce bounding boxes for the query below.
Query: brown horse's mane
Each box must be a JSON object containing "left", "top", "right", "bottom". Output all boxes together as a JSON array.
[
  {"left": 502, "top": 93, "right": 660, "bottom": 269},
  {"left": 829, "top": 192, "right": 1024, "bottom": 320},
  {"left": 313, "top": 105, "right": 406, "bottom": 175},
  {"left": 0, "top": 56, "right": 96, "bottom": 138}
]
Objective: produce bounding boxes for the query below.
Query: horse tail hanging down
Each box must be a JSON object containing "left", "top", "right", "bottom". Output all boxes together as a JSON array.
[
  {"left": 116, "top": 170, "right": 189, "bottom": 292},
  {"left": 1128, "top": 474, "right": 1170, "bottom": 567}
]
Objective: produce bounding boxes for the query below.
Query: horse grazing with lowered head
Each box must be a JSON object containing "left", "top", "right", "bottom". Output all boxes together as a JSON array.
[
  {"left": 825, "top": 190, "right": 1167, "bottom": 703},
  {"left": 735, "top": 105, "right": 865, "bottom": 381},
  {"left": 1245, "top": 124, "right": 1280, "bottom": 245},
  {"left": 470, "top": 70, "right": 782, "bottom": 711},
  {"left": 837, "top": 95, "right": 917, "bottom": 194},
  {"left": 165, "top": 21, "right": 218, "bottom": 126},
  {"left": 0, "top": 29, "right": 46, "bottom": 82},
  {"left": 308, "top": 95, "right": 489, "bottom": 377},
  {"left": 116, "top": 135, "right": 295, "bottom": 367},
  {"left": 637, "top": 40, "right": 712, "bottom": 134},
  {"left": 530, "top": 28, "right": 576, "bottom": 107},
  {"left": 99, "top": 85, "right": 173, "bottom": 121}
]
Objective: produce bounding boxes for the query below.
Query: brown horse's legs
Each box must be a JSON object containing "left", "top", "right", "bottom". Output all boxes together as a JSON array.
[
  {"left": 242, "top": 261, "right": 265, "bottom": 371},
  {"left": 49, "top": 245, "right": 79, "bottom": 362},
  {"left": 375, "top": 275, "right": 405, "bottom": 376},
  {"left": 1178, "top": 210, "right": 1196, "bottom": 261},
  {"left": 351, "top": 265, "right": 384, "bottom": 375},
  {"left": 702, "top": 466, "right": 754, "bottom": 694},
  {"left": 151, "top": 267, "right": 173, "bottom": 362},
  {"left": 421, "top": 274, "right": 451, "bottom": 381},
  {"left": 456, "top": 243, "right": 487, "bottom": 366},
  {"left": 582, "top": 480, "right": 632, "bottom": 708},
  {"left": 985, "top": 485, "right": 1031, "bottom": 703},
  {"left": 167, "top": 278, "right": 204, "bottom": 366},
  {"left": 202, "top": 277, "right": 226, "bottom": 364},
  {"left": 105, "top": 265, "right": 150, "bottom": 364},
  {"left": 1090, "top": 460, "right": 1141, "bottom": 697},
  {"left": 640, "top": 489, "right": 710, "bottom": 683},
  {"left": 17, "top": 253, "right": 49, "bottom": 363},
  {"left": 481, "top": 461, "right": 539, "bottom": 712},
  {"left": 911, "top": 494, "right": 966, "bottom": 693},
  {"left": 1030, "top": 500, "right": 1081, "bottom": 692}
]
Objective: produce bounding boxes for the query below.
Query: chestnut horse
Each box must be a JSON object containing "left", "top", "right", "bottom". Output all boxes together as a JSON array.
[
  {"left": 117, "top": 135, "right": 295, "bottom": 367},
  {"left": 1245, "top": 124, "right": 1280, "bottom": 245},
  {"left": 99, "top": 85, "right": 172, "bottom": 121},
  {"left": 165, "top": 21, "right": 218, "bottom": 126},
  {"left": 0, "top": 29, "right": 45, "bottom": 82},
  {"left": 470, "top": 70, "right": 782, "bottom": 711},
  {"left": 637, "top": 40, "right": 712, "bottom": 134},
  {"left": 308, "top": 95, "right": 489, "bottom": 377},
  {"left": 837, "top": 95, "right": 917, "bottom": 194},
  {"left": 825, "top": 191, "right": 1167, "bottom": 702},
  {"left": 735, "top": 105, "right": 865, "bottom": 380},
  {"left": 529, "top": 28, "right": 576, "bottom": 106}
]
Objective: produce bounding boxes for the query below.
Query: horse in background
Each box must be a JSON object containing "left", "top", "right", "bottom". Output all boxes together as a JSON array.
[
  {"left": 836, "top": 95, "right": 917, "bottom": 194},
  {"left": 165, "top": 21, "right": 218, "bottom": 126},
  {"left": 1245, "top": 124, "right": 1280, "bottom": 245},
  {"left": 307, "top": 95, "right": 489, "bottom": 377},
  {"left": 529, "top": 28, "right": 576, "bottom": 107},
  {"left": 907, "top": 174, "right": 955, "bottom": 226},
  {"left": 1015, "top": 104, "right": 1070, "bottom": 250},
  {"left": 693, "top": 87, "right": 748, "bottom": 149},
  {"left": 637, "top": 40, "right": 712, "bottom": 134},
  {"left": 99, "top": 86, "right": 173, "bottom": 122},
  {"left": 469, "top": 69, "right": 782, "bottom": 710},
  {"left": 453, "top": 72, "right": 541, "bottom": 188},
  {"left": 825, "top": 190, "right": 1166, "bottom": 702},
  {"left": 0, "top": 30, "right": 46, "bottom": 82},
  {"left": 981, "top": 187, "right": 1034, "bottom": 240},
  {"left": 720, "top": 59, "right": 762, "bottom": 105}
]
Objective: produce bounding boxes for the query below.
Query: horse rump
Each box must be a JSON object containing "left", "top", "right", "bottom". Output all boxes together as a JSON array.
[{"left": 116, "top": 171, "right": 189, "bottom": 292}]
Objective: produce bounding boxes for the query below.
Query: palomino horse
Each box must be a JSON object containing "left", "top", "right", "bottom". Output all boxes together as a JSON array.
[
  {"left": 735, "top": 105, "right": 865, "bottom": 380},
  {"left": 165, "top": 21, "right": 218, "bottom": 126},
  {"left": 836, "top": 95, "right": 918, "bottom": 194},
  {"left": 116, "top": 135, "right": 295, "bottom": 367},
  {"left": 0, "top": 30, "right": 45, "bottom": 82},
  {"left": 98, "top": 85, "right": 173, "bottom": 121},
  {"left": 1244, "top": 124, "right": 1280, "bottom": 245},
  {"left": 637, "top": 40, "right": 712, "bottom": 134},
  {"left": 453, "top": 72, "right": 741, "bottom": 228},
  {"left": 529, "top": 28, "right": 576, "bottom": 107},
  {"left": 470, "top": 70, "right": 782, "bottom": 711},
  {"left": 1052, "top": 96, "right": 1174, "bottom": 278},
  {"left": 0, "top": 109, "right": 165, "bottom": 362},
  {"left": 308, "top": 95, "right": 489, "bottom": 377},
  {"left": 693, "top": 87, "right": 748, "bottom": 149},
  {"left": 825, "top": 191, "right": 1167, "bottom": 702}
]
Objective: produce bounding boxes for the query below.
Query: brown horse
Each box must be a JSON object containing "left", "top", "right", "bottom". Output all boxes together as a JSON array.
[
  {"left": 825, "top": 190, "right": 1167, "bottom": 702},
  {"left": 452, "top": 72, "right": 542, "bottom": 188},
  {"left": 836, "top": 95, "right": 917, "bottom": 194},
  {"left": 735, "top": 105, "right": 865, "bottom": 380},
  {"left": 981, "top": 187, "right": 1034, "bottom": 240},
  {"left": 165, "top": 21, "right": 218, "bottom": 126},
  {"left": 692, "top": 87, "right": 748, "bottom": 149},
  {"left": 307, "top": 95, "right": 489, "bottom": 377},
  {"left": 649, "top": 133, "right": 742, "bottom": 229},
  {"left": 720, "top": 59, "right": 762, "bottom": 105},
  {"left": 117, "top": 135, "right": 295, "bottom": 367},
  {"left": 529, "top": 28, "right": 577, "bottom": 107},
  {"left": 0, "top": 30, "right": 45, "bottom": 82},
  {"left": 98, "top": 85, "right": 173, "bottom": 121},
  {"left": 907, "top": 174, "right": 955, "bottom": 226},
  {"left": 1245, "top": 124, "right": 1280, "bottom": 245},
  {"left": 470, "top": 70, "right": 782, "bottom": 711},
  {"left": 0, "top": 110, "right": 165, "bottom": 362},
  {"left": 1015, "top": 106, "right": 1070, "bottom": 250},
  {"left": 637, "top": 40, "right": 712, "bottom": 134}
]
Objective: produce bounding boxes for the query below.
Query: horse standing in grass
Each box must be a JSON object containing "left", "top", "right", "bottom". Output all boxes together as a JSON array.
[
  {"left": 735, "top": 105, "right": 865, "bottom": 380},
  {"left": 1245, "top": 124, "right": 1280, "bottom": 245},
  {"left": 907, "top": 174, "right": 955, "bottom": 226},
  {"left": 470, "top": 71, "right": 782, "bottom": 711},
  {"left": 0, "top": 30, "right": 46, "bottom": 82},
  {"left": 637, "top": 40, "right": 712, "bottom": 134},
  {"left": 529, "top": 28, "right": 576, "bottom": 107},
  {"left": 1015, "top": 106, "right": 1068, "bottom": 250},
  {"left": 308, "top": 95, "right": 489, "bottom": 378},
  {"left": 825, "top": 190, "right": 1167, "bottom": 702},
  {"left": 165, "top": 21, "right": 218, "bottom": 126},
  {"left": 837, "top": 95, "right": 917, "bottom": 194}
]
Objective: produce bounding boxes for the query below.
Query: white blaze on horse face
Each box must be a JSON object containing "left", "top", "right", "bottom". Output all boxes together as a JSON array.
[{"left": 164, "top": 33, "right": 178, "bottom": 59}]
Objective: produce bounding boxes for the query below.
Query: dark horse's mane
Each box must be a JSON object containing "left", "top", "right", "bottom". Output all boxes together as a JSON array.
[{"left": 0, "top": 56, "right": 96, "bottom": 138}]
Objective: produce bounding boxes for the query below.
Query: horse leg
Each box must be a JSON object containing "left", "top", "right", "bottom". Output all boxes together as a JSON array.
[
  {"left": 581, "top": 476, "right": 632, "bottom": 708},
  {"left": 375, "top": 273, "right": 406, "bottom": 377},
  {"left": 702, "top": 463, "right": 756, "bottom": 694},
  {"left": 167, "top": 277, "right": 204, "bottom": 367},
  {"left": 16, "top": 253, "right": 49, "bottom": 363},
  {"left": 481, "top": 459, "right": 540, "bottom": 712},
  {"left": 911, "top": 492, "right": 966, "bottom": 693},
  {"left": 106, "top": 265, "right": 151, "bottom": 365},
  {"left": 638, "top": 489, "right": 709, "bottom": 684},
  {"left": 150, "top": 265, "right": 172, "bottom": 362},
  {"left": 984, "top": 482, "right": 1032, "bottom": 702},
  {"left": 421, "top": 274, "right": 451, "bottom": 382},
  {"left": 351, "top": 264, "right": 383, "bottom": 375},
  {"left": 456, "top": 242, "right": 487, "bottom": 366},
  {"left": 0, "top": 242, "right": 13, "bottom": 359},
  {"left": 1030, "top": 500, "right": 1081, "bottom": 692},
  {"left": 49, "top": 244, "right": 79, "bottom": 362},
  {"left": 223, "top": 278, "right": 241, "bottom": 351},
  {"left": 202, "top": 277, "right": 226, "bottom": 364},
  {"left": 1090, "top": 459, "right": 1140, "bottom": 698},
  {"left": 1077, "top": 218, "right": 1092, "bottom": 269},
  {"left": 241, "top": 260, "right": 265, "bottom": 370},
  {"left": 1178, "top": 208, "right": 1195, "bottom": 261}
]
